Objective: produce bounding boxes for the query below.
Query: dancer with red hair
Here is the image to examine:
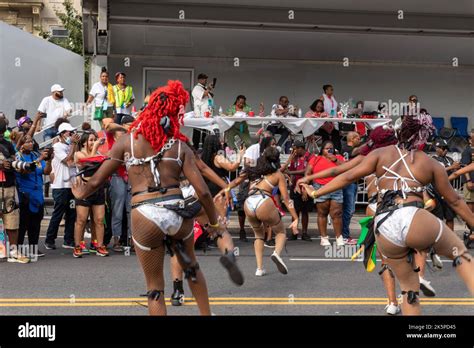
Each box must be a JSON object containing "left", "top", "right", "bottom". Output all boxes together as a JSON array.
[{"left": 72, "top": 80, "right": 224, "bottom": 315}]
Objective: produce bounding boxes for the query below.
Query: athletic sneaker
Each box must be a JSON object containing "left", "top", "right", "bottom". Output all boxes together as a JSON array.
[
  {"left": 44, "top": 242, "right": 56, "bottom": 250},
  {"left": 96, "top": 245, "right": 109, "bottom": 257},
  {"left": 270, "top": 251, "right": 288, "bottom": 275},
  {"left": 385, "top": 302, "right": 401, "bottom": 315},
  {"left": 73, "top": 246, "right": 83, "bottom": 258},
  {"left": 336, "top": 236, "right": 345, "bottom": 247},
  {"left": 320, "top": 236, "right": 331, "bottom": 246},
  {"left": 255, "top": 268, "right": 266, "bottom": 277},
  {"left": 419, "top": 276, "right": 436, "bottom": 297},
  {"left": 62, "top": 241, "right": 75, "bottom": 249},
  {"left": 301, "top": 233, "right": 312, "bottom": 242},
  {"left": 89, "top": 240, "right": 99, "bottom": 253},
  {"left": 344, "top": 237, "right": 358, "bottom": 245},
  {"left": 7, "top": 251, "right": 30, "bottom": 264},
  {"left": 264, "top": 239, "right": 276, "bottom": 248},
  {"left": 219, "top": 251, "right": 244, "bottom": 286},
  {"left": 287, "top": 234, "right": 298, "bottom": 241},
  {"left": 79, "top": 241, "right": 90, "bottom": 255}
]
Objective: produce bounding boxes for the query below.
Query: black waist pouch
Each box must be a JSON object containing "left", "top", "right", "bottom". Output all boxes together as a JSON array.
[{"left": 164, "top": 196, "right": 202, "bottom": 219}]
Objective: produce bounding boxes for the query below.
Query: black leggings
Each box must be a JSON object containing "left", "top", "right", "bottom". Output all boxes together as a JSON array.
[{"left": 18, "top": 201, "right": 44, "bottom": 246}]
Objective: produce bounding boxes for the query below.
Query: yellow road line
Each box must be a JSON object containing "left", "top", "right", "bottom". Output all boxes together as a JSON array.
[{"left": 0, "top": 297, "right": 472, "bottom": 302}]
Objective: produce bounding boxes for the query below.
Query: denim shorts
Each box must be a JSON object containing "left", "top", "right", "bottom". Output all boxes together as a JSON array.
[{"left": 313, "top": 182, "right": 343, "bottom": 204}]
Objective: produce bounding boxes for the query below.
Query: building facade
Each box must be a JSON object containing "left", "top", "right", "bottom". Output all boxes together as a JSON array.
[{"left": 0, "top": 0, "right": 81, "bottom": 37}]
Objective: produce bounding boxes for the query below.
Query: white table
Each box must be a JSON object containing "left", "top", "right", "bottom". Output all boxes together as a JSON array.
[{"left": 183, "top": 116, "right": 392, "bottom": 137}]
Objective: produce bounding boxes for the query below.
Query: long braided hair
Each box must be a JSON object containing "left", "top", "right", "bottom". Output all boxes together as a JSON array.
[
  {"left": 129, "top": 80, "right": 189, "bottom": 152},
  {"left": 398, "top": 112, "right": 435, "bottom": 151}
]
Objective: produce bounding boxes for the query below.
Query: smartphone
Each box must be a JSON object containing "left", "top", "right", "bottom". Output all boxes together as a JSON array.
[
  {"left": 212, "top": 78, "right": 217, "bottom": 89},
  {"left": 40, "top": 112, "right": 47, "bottom": 118}
]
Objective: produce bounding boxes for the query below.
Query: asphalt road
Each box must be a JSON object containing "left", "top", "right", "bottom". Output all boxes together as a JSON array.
[{"left": 1, "top": 213, "right": 473, "bottom": 316}]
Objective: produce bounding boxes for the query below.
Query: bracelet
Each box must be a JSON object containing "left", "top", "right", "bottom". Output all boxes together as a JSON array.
[
  {"left": 311, "top": 190, "right": 318, "bottom": 199},
  {"left": 208, "top": 222, "right": 219, "bottom": 228},
  {"left": 225, "top": 186, "right": 231, "bottom": 193}
]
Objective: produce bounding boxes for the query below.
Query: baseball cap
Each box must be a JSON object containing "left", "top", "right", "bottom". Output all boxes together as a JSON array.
[
  {"left": 435, "top": 139, "right": 449, "bottom": 149},
  {"left": 293, "top": 139, "right": 305, "bottom": 148},
  {"left": 57, "top": 122, "right": 75, "bottom": 135},
  {"left": 17, "top": 116, "right": 32, "bottom": 128},
  {"left": 51, "top": 84, "right": 65, "bottom": 93}
]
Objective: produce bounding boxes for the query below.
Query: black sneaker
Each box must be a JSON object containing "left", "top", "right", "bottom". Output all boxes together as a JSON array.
[
  {"left": 44, "top": 242, "right": 56, "bottom": 250},
  {"left": 301, "top": 233, "right": 312, "bottom": 242},
  {"left": 239, "top": 230, "right": 248, "bottom": 242},
  {"left": 35, "top": 250, "right": 46, "bottom": 257},
  {"left": 264, "top": 239, "right": 276, "bottom": 248},
  {"left": 171, "top": 280, "right": 185, "bottom": 306},
  {"left": 219, "top": 251, "right": 244, "bottom": 286},
  {"left": 62, "top": 241, "right": 75, "bottom": 249},
  {"left": 287, "top": 234, "right": 298, "bottom": 241}
]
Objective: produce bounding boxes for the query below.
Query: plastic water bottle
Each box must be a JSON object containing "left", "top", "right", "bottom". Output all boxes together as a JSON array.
[
  {"left": 218, "top": 106, "right": 223, "bottom": 116},
  {"left": 298, "top": 108, "right": 302, "bottom": 118}
]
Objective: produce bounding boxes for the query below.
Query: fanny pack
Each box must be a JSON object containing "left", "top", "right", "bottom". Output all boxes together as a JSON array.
[{"left": 164, "top": 196, "right": 202, "bottom": 219}]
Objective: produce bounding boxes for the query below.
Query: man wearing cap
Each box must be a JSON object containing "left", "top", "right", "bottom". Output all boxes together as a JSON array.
[
  {"left": 37, "top": 84, "right": 73, "bottom": 142},
  {"left": 44, "top": 123, "right": 79, "bottom": 250},
  {"left": 281, "top": 140, "right": 314, "bottom": 241},
  {"left": 429, "top": 139, "right": 461, "bottom": 231},
  {"left": 340, "top": 132, "right": 363, "bottom": 245}
]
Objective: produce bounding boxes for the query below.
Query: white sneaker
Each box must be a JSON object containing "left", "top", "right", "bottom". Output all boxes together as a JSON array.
[
  {"left": 255, "top": 268, "right": 266, "bottom": 277},
  {"left": 385, "top": 302, "right": 401, "bottom": 315},
  {"left": 270, "top": 251, "right": 288, "bottom": 275},
  {"left": 419, "top": 276, "right": 436, "bottom": 297},
  {"left": 320, "top": 236, "right": 331, "bottom": 246},
  {"left": 336, "top": 236, "right": 345, "bottom": 247}
]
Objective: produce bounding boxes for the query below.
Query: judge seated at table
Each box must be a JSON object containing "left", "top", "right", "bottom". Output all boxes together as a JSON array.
[
  {"left": 268, "top": 96, "right": 296, "bottom": 153},
  {"left": 225, "top": 95, "right": 252, "bottom": 149},
  {"left": 306, "top": 99, "right": 342, "bottom": 152}
]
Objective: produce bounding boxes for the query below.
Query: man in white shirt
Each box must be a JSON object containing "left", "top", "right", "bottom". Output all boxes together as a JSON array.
[
  {"left": 44, "top": 122, "right": 78, "bottom": 250},
  {"left": 191, "top": 73, "right": 214, "bottom": 148},
  {"left": 191, "top": 73, "right": 213, "bottom": 117},
  {"left": 268, "top": 96, "right": 295, "bottom": 152},
  {"left": 37, "top": 84, "right": 73, "bottom": 141}
]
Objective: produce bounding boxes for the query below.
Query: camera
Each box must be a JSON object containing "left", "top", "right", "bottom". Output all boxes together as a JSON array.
[
  {"left": 10, "top": 160, "right": 36, "bottom": 171},
  {"left": 327, "top": 148, "right": 335, "bottom": 154}
]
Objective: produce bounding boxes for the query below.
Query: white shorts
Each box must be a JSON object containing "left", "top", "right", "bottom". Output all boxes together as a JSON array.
[{"left": 374, "top": 206, "right": 419, "bottom": 247}]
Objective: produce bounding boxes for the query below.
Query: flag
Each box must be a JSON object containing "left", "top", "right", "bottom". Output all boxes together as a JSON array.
[{"left": 352, "top": 216, "right": 377, "bottom": 272}]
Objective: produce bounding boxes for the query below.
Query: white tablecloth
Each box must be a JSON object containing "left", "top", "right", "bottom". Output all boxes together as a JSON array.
[{"left": 183, "top": 116, "right": 391, "bottom": 137}]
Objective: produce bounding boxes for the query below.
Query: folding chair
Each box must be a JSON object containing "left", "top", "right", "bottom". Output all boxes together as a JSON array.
[
  {"left": 431, "top": 117, "right": 445, "bottom": 136},
  {"left": 450, "top": 116, "right": 469, "bottom": 138}
]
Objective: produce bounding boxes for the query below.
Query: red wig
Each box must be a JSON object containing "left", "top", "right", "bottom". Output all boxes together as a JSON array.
[{"left": 130, "top": 80, "right": 189, "bottom": 152}]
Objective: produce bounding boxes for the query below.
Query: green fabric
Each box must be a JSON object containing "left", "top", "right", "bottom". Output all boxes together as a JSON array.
[
  {"left": 3, "top": 129, "right": 11, "bottom": 142},
  {"left": 356, "top": 216, "right": 377, "bottom": 272},
  {"left": 227, "top": 104, "right": 252, "bottom": 115}
]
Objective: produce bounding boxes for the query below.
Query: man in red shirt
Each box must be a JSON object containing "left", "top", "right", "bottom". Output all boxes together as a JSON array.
[{"left": 281, "top": 140, "right": 314, "bottom": 241}]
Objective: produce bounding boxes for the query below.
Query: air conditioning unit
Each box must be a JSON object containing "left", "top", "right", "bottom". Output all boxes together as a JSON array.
[
  {"left": 51, "top": 28, "right": 69, "bottom": 38},
  {"left": 32, "top": 6, "right": 40, "bottom": 15}
]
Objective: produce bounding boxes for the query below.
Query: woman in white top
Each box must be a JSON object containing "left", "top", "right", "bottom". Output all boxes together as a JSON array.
[{"left": 86, "top": 67, "right": 115, "bottom": 125}]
